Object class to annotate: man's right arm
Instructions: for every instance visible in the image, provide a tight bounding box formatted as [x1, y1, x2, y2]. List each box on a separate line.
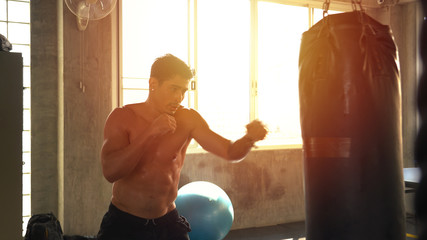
[100, 108, 151, 183]
[101, 108, 177, 183]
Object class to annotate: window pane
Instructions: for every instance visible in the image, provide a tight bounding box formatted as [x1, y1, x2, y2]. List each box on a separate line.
[122, 0, 188, 79]
[186, 90, 196, 109]
[23, 66, 30, 87]
[22, 173, 30, 195]
[22, 130, 31, 152]
[257, 2, 308, 146]
[22, 216, 30, 236]
[23, 152, 31, 173]
[123, 77, 149, 89]
[197, 0, 250, 140]
[23, 87, 30, 108]
[0, 0, 6, 21]
[8, 1, 30, 23]
[181, 91, 190, 109]
[123, 89, 149, 106]
[22, 195, 31, 217]
[0, 22, 6, 36]
[7, 22, 30, 44]
[23, 109, 30, 130]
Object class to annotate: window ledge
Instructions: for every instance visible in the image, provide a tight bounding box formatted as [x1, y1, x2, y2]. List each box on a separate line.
[186, 144, 303, 155]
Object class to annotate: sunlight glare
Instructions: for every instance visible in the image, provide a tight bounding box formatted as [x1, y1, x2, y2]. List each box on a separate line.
[122, 0, 188, 79]
[196, 0, 250, 140]
[257, 2, 307, 146]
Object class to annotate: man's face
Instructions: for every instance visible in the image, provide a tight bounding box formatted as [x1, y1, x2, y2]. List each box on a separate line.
[151, 75, 190, 115]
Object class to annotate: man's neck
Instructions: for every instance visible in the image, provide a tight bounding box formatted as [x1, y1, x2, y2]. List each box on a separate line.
[142, 98, 162, 121]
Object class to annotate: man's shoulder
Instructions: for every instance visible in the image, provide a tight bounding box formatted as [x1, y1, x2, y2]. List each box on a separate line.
[110, 105, 134, 117]
[175, 107, 207, 126]
[107, 104, 140, 123]
[175, 106, 200, 118]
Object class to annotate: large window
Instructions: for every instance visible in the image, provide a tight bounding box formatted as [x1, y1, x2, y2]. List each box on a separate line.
[0, 0, 31, 235]
[196, 0, 250, 140]
[121, 0, 189, 105]
[256, 2, 308, 146]
[121, 0, 344, 148]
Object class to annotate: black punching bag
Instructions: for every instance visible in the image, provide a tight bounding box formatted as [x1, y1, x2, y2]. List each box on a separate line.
[298, 11, 406, 240]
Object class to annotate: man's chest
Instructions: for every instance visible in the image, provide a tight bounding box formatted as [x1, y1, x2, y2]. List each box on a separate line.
[128, 118, 191, 153]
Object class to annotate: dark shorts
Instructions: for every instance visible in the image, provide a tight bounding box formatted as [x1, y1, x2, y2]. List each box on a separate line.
[97, 203, 191, 240]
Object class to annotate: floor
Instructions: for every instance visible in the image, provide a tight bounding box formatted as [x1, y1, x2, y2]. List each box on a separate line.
[223, 213, 419, 240]
[224, 221, 305, 240]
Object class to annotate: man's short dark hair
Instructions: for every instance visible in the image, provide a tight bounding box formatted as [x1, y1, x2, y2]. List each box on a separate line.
[150, 54, 194, 84]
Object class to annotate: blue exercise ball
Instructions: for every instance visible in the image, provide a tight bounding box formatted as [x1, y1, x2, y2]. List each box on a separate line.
[175, 181, 234, 240]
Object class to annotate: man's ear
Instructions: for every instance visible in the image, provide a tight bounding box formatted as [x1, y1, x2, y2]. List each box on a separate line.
[149, 77, 159, 91]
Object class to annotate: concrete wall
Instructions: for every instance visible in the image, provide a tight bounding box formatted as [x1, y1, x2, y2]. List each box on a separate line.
[29, 0, 419, 236]
[31, 0, 118, 235]
[180, 148, 305, 230]
[390, 2, 421, 169]
[31, 0, 62, 220]
[389, 1, 422, 215]
[61, 1, 119, 234]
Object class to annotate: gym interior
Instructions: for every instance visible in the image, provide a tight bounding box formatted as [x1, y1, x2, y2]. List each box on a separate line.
[1, 0, 425, 239]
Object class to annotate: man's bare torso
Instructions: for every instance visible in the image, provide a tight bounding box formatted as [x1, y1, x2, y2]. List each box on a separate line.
[111, 103, 192, 219]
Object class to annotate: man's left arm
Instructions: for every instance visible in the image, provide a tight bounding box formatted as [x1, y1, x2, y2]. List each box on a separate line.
[190, 110, 268, 162]
[226, 120, 268, 161]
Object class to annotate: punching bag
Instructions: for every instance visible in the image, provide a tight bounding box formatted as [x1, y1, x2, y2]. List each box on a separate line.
[299, 11, 406, 240]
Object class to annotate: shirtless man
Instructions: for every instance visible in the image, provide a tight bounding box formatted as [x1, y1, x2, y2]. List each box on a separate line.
[97, 54, 268, 240]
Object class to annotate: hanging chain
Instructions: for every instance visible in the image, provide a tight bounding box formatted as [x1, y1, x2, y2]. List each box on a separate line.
[351, 0, 365, 12]
[322, 0, 330, 18]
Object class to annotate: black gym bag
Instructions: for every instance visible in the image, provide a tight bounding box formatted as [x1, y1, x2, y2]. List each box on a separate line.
[24, 213, 64, 240]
